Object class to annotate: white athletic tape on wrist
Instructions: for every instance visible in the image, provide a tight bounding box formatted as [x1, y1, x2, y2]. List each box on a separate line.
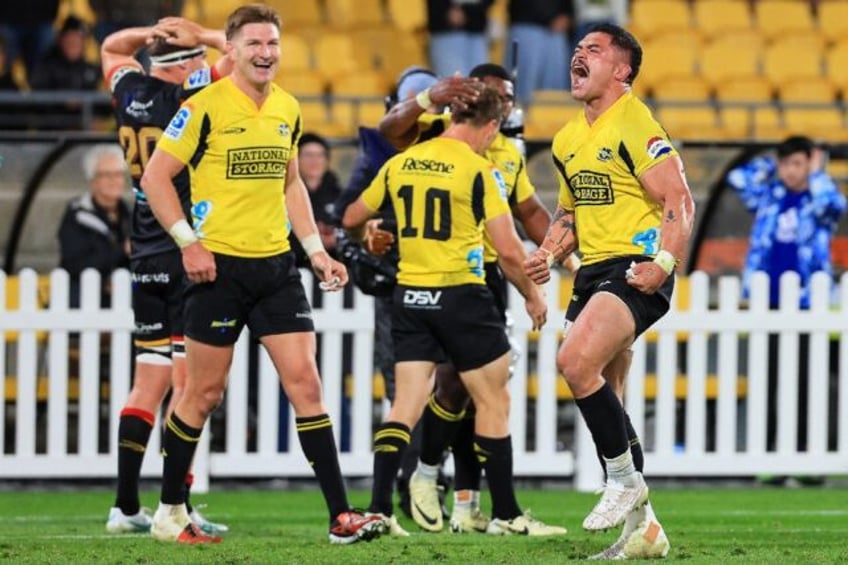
[300, 233, 325, 257]
[168, 219, 198, 249]
[415, 88, 432, 110]
[653, 250, 678, 275]
[541, 247, 556, 268]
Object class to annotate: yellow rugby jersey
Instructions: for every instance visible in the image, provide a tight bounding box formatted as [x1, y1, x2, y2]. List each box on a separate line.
[156, 77, 302, 257]
[551, 92, 677, 265]
[362, 136, 511, 287]
[416, 113, 535, 263]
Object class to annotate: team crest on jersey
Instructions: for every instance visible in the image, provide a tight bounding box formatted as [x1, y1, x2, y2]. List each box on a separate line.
[185, 68, 211, 89]
[502, 160, 516, 174]
[164, 106, 192, 140]
[491, 168, 508, 200]
[279, 123, 290, 137]
[646, 136, 672, 159]
[597, 147, 613, 162]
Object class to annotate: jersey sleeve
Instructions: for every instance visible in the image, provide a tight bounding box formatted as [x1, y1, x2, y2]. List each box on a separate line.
[361, 159, 391, 212]
[156, 99, 205, 165]
[511, 157, 535, 206]
[619, 107, 679, 178]
[483, 165, 511, 220]
[107, 64, 143, 95]
[551, 130, 574, 210]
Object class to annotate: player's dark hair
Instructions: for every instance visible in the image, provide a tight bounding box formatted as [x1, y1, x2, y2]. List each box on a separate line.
[226, 4, 282, 40]
[451, 86, 504, 127]
[469, 63, 510, 82]
[777, 135, 814, 159]
[148, 36, 194, 58]
[588, 23, 642, 85]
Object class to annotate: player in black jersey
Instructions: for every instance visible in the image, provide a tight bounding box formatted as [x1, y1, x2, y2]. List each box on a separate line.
[101, 17, 232, 537]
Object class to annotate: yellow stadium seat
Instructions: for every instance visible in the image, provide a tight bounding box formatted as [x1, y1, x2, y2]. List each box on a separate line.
[651, 76, 711, 102]
[818, 2, 848, 44]
[195, 0, 232, 28]
[763, 41, 823, 88]
[388, 0, 427, 32]
[266, 0, 323, 29]
[639, 36, 699, 89]
[333, 99, 387, 129]
[692, 0, 752, 40]
[332, 69, 389, 96]
[629, 0, 691, 39]
[325, 0, 386, 29]
[531, 90, 575, 105]
[655, 107, 721, 140]
[524, 104, 582, 139]
[279, 34, 312, 72]
[783, 108, 844, 137]
[753, 107, 785, 141]
[717, 107, 754, 139]
[754, 0, 814, 41]
[714, 76, 773, 103]
[700, 38, 760, 87]
[826, 41, 848, 93]
[314, 33, 360, 80]
[380, 33, 428, 80]
[351, 26, 405, 71]
[275, 70, 326, 97]
[778, 78, 836, 104]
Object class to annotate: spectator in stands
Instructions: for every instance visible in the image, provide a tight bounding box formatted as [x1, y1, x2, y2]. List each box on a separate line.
[727, 136, 846, 310]
[58, 144, 131, 308]
[427, 0, 494, 78]
[0, 0, 59, 79]
[726, 136, 846, 478]
[88, 0, 186, 44]
[0, 36, 20, 90]
[289, 133, 342, 263]
[506, 0, 573, 107]
[29, 15, 101, 91]
[573, 0, 626, 45]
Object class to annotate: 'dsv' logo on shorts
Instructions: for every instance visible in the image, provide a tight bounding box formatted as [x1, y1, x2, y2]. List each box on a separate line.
[403, 289, 442, 307]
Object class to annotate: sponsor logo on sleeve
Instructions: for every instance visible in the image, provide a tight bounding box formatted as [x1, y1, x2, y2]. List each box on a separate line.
[164, 106, 192, 140]
[646, 136, 672, 159]
[185, 68, 211, 89]
[491, 168, 508, 200]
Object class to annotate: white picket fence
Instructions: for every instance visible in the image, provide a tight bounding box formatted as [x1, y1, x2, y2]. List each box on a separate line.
[1, 267, 846, 493]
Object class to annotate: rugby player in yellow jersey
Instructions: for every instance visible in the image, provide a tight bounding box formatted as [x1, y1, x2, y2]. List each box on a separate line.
[524, 24, 695, 559]
[379, 63, 564, 534]
[139, 4, 381, 545]
[343, 86, 565, 537]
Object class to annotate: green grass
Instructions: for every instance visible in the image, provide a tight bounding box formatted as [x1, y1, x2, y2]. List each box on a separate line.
[1, 487, 846, 563]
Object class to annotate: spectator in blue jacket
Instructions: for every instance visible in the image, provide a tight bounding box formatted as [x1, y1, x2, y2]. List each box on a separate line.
[727, 136, 846, 475]
[726, 136, 846, 309]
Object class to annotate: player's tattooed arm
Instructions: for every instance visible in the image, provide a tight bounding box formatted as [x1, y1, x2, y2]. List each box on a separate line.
[544, 206, 578, 262]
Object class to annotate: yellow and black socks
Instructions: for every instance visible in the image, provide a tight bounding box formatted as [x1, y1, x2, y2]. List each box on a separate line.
[296, 414, 348, 519]
[369, 422, 411, 515]
[420, 395, 465, 466]
[115, 407, 154, 514]
[474, 435, 521, 520]
[160, 413, 201, 505]
[575, 382, 630, 459]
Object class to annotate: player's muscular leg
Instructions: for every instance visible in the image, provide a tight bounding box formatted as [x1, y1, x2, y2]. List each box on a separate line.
[126, 363, 171, 414]
[178, 338, 232, 427]
[263, 332, 327, 418]
[164, 357, 187, 418]
[433, 363, 471, 413]
[459, 353, 511, 437]
[557, 293, 635, 399]
[387, 362, 436, 428]
[604, 349, 633, 400]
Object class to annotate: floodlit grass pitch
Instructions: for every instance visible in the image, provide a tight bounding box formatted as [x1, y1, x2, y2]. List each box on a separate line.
[1, 487, 846, 563]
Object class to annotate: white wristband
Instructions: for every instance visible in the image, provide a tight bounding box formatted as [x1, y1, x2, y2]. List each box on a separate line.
[168, 219, 198, 249]
[653, 249, 678, 275]
[415, 88, 432, 110]
[300, 233, 325, 257]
